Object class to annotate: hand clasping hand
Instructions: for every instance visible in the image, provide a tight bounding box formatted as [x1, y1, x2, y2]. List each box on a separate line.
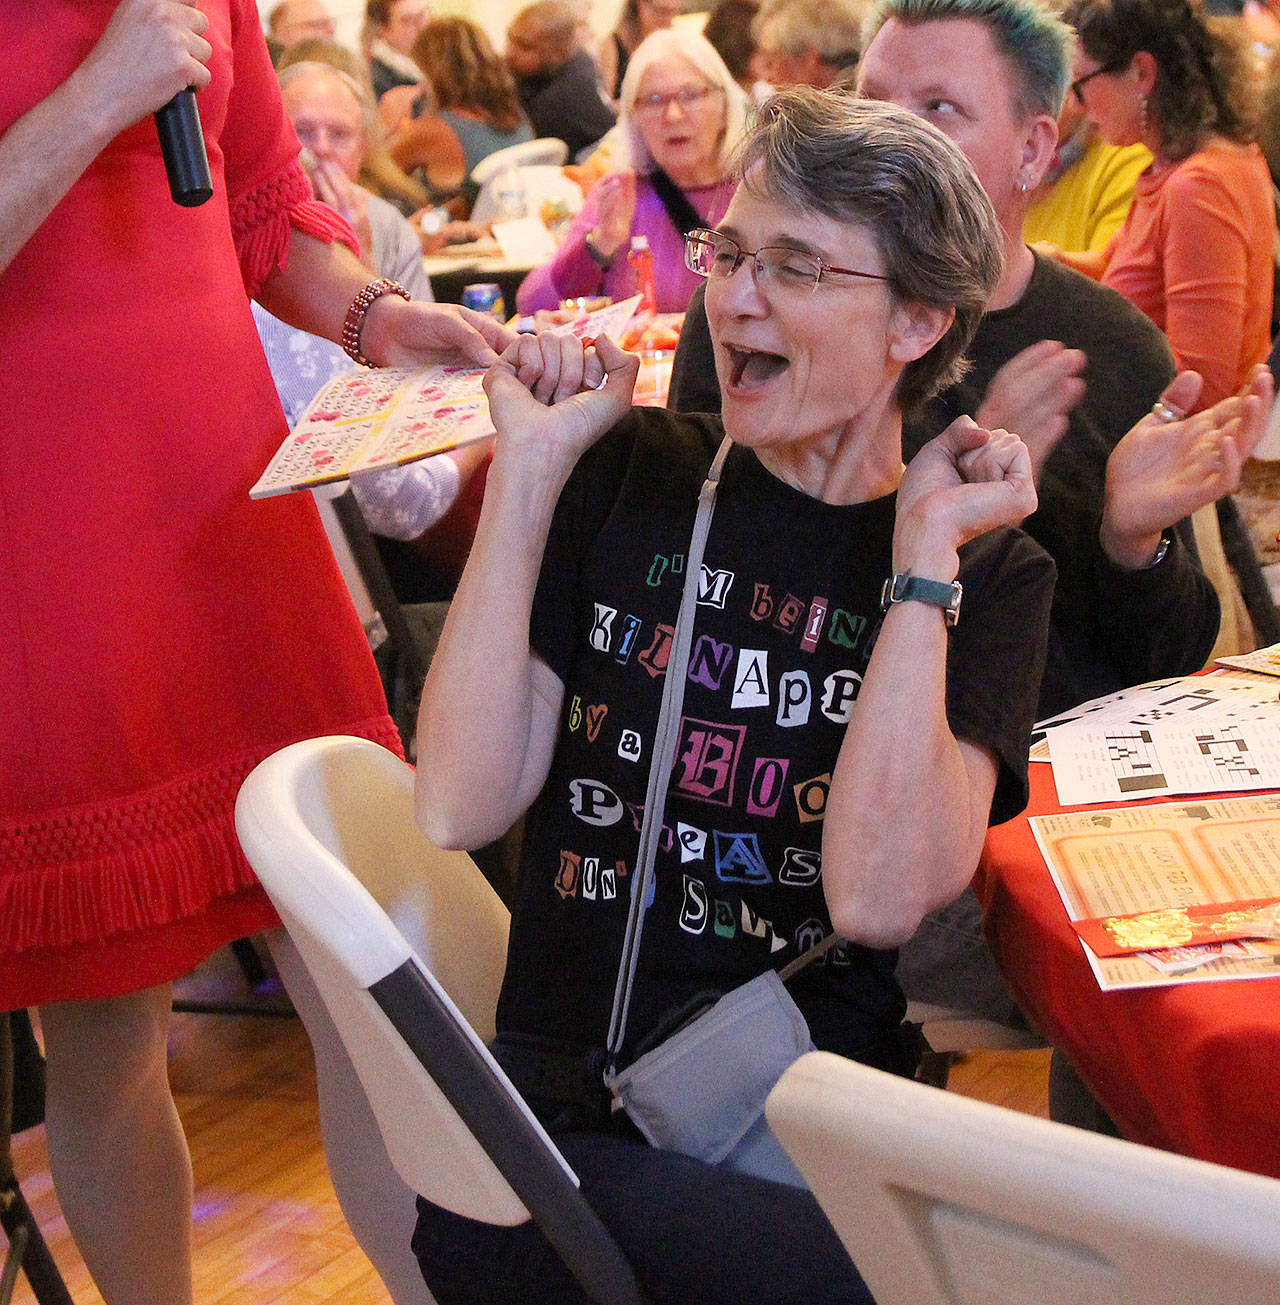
[483, 332, 639, 470]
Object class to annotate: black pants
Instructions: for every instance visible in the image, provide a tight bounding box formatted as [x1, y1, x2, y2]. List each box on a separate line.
[412, 1127, 874, 1305]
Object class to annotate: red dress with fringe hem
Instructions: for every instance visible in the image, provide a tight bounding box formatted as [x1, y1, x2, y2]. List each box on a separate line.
[0, 0, 402, 1009]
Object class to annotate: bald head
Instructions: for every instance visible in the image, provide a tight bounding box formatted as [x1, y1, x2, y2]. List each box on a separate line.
[507, 0, 581, 77]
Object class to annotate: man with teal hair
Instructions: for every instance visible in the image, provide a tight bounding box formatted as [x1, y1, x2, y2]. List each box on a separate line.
[670, 0, 1230, 1059]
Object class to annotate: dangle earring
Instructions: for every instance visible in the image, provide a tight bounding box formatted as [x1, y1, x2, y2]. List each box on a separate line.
[1139, 95, 1149, 142]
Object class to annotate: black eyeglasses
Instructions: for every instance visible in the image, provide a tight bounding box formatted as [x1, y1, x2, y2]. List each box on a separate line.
[1070, 60, 1125, 105]
[684, 228, 889, 296]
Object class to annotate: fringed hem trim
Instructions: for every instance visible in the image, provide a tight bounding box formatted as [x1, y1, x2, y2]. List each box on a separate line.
[231, 157, 360, 298]
[0, 892, 282, 1010]
[0, 715, 402, 955]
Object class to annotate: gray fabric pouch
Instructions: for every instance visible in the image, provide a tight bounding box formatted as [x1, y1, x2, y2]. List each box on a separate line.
[607, 970, 813, 1188]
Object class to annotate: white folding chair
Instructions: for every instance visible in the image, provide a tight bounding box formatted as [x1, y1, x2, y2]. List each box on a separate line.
[766, 1050, 1280, 1305]
[470, 138, 570, 188]
[234, 736, 644, 1305]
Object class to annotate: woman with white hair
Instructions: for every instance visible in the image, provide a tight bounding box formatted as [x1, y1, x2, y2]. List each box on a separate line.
[516, 28, 748, 313]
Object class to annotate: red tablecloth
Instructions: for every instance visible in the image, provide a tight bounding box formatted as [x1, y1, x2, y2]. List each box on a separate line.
[976, 763, 1280, 1179]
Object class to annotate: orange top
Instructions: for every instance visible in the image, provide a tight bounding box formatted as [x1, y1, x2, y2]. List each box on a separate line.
[1061, 143, 1275, 410]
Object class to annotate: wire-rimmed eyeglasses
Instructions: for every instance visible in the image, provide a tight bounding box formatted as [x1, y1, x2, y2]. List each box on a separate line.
[684, 228, 890, 295]
[633, 85, 721, 118]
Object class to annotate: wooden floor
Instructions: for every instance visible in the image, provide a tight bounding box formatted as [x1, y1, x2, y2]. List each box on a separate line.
[6, 954, 1051, 1305]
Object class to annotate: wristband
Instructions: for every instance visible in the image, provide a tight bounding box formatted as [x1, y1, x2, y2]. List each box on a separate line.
[880, 572, 963, 627]
[341, 278, 410, 367]
[584, 231, 614, 271]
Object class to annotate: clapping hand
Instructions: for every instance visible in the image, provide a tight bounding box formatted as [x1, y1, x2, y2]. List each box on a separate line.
[975, 340, 1087, 479]
[1101, 365, 1274, 568]
[894, 417, 1038, 577]
[591, 170, 639, 261]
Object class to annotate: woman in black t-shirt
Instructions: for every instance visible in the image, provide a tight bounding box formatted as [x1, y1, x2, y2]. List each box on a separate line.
[413, 90, 1053, 1305]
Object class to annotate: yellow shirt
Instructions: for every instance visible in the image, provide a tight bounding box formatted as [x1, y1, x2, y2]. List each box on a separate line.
[1024, 136, 1152, 253]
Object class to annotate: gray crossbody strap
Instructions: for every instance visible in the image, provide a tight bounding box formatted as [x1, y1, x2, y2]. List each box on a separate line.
[605, 436, 732, 1071]
[603, 437, 842, 1073]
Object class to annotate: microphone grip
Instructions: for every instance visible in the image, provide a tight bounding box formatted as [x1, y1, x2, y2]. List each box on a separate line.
[155, 88, 213, 207]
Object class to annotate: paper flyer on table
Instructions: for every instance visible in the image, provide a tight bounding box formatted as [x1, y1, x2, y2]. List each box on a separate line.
[1042, 670, 1280, 804]
[250, 296, 642, 499]
[1216, 641, 1280, 678]
[1029, 794, 1280, 990]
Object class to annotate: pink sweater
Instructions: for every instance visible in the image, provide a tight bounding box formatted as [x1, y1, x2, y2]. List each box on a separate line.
[517, 174, 734, 315]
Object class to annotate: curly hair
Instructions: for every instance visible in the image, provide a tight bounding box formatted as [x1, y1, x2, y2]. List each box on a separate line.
[1063, 0, 1255, 161]
[410, 17, 527, 134]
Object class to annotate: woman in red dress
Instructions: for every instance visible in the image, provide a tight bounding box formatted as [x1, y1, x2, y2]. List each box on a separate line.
[0, 2, 507, 1301]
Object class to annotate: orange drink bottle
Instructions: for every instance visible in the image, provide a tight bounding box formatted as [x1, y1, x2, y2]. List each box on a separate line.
[629, 235, 657, 318]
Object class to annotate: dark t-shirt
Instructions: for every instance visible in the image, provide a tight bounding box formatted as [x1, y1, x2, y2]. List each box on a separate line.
[370, 54, 417, 103]
[516, 50, 617, 161]
[904, 256, 1217, 716]
[496, 409, 1054, 1072]
[668, 257, 1219, 718]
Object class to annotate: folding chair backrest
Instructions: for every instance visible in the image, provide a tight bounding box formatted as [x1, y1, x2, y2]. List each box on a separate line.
[235, 737, 544, 1218]
[766, 1051, 1280, 1305]
[470, 138, 570, 187]
[238, 737, 645, 1305]
[269, 733, 508, 1036]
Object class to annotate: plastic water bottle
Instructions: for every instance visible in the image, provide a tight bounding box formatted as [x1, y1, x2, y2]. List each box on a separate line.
[629, 234, 657, 317]
[495, 168, 527, 222]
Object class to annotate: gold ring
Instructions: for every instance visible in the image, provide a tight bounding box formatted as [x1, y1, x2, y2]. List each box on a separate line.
[1151, 399, 1180, 422]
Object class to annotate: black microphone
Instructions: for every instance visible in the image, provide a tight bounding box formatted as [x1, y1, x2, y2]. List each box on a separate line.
[155, 88, 213, 207]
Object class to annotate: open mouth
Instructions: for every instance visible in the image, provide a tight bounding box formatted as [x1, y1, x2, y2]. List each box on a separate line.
[726, 345, 790, 390]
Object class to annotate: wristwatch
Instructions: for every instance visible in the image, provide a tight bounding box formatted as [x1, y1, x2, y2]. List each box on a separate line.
[1138, 531, 1172, 569]
[584, 230, 614, 270]
[880, 573, 963, 627]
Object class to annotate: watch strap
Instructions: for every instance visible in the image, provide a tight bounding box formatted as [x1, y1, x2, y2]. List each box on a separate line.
[880, 572, 963, 627]
[584, 231, 614, 271]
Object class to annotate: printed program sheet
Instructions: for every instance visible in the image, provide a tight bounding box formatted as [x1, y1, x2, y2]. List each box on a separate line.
[1029, 795, 1280, 990]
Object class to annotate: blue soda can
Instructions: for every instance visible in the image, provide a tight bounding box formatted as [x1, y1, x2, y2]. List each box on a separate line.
[461, 282, 505, 320]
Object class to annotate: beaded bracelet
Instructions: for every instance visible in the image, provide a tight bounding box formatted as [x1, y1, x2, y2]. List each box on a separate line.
[341, 278, 410, 367]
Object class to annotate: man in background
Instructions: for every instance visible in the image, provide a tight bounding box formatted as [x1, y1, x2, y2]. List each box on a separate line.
[267, 0, 336, 57]
[366, 0, 430, 103]
[751, 0, 868, 90]
[506, 0, 618, 160]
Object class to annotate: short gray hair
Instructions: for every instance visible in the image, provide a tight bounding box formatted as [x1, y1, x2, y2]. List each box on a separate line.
[752, 0, 870, 71]
[864, 0, 1071, 119]
[732, 88, 1003, 413]
[618, 28, 750, 174]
